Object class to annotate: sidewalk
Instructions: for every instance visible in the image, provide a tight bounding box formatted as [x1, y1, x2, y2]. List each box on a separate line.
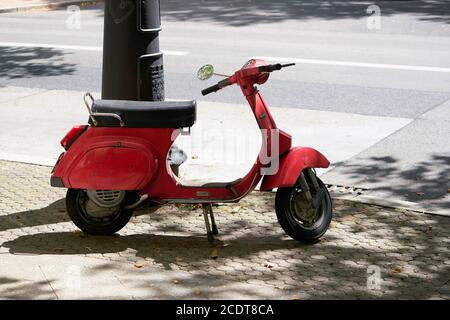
[0, 86, 417, 212]
[0, 159, 449, 299]
[0, 0, 100, 13]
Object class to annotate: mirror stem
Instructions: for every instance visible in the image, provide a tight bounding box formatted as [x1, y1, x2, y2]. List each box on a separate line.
[213, 72, 231, 78]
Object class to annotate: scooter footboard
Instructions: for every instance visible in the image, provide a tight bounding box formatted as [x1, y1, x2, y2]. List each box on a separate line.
[260, 147, 330, 191]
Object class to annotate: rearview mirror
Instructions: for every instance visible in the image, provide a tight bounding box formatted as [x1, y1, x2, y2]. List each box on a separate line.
[197, 64, 214, 80]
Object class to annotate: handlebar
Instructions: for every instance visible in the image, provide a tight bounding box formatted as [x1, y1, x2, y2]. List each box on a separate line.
[201, 83, 221, 96]
[201, 62, 295, 96]
[201, 78, 231, 96]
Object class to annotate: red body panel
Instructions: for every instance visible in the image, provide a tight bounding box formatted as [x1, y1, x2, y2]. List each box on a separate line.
[69, 147, 151, 190]
[52, 127, 162, 190]
[260, 147, 330, 191]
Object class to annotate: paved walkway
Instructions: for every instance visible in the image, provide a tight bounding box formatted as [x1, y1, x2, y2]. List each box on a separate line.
[0, 159, 449, 299]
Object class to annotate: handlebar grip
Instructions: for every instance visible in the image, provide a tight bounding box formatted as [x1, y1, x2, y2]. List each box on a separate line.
[270, 63, 283, 72]
[201, 83, 221, 96]
[263, 63, 296, 73]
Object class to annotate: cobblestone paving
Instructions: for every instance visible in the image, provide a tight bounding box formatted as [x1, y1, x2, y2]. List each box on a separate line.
[0, 160, 449, 299]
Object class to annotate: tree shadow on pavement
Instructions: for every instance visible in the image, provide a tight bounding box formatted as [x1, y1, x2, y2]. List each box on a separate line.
[0, 276, 55, 299]
[0, 199, 69, 232]
[3, 198, 450, 299]
[160, 0, 450, 26]
[325, 153, 450, 211]
[0, 46, 76, 80]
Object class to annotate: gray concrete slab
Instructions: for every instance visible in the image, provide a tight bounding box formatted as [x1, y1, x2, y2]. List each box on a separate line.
[323, 98, 450, 214]
[0, 86, 411, 184]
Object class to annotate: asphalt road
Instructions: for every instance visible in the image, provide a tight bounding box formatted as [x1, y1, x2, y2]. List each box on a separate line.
[0, 2, 449, 118]
[0, 1, 449, 211]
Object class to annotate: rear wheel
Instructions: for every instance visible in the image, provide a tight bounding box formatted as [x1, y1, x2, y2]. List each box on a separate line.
[66, 189, 134, 235]
[275, 176, 332, 243]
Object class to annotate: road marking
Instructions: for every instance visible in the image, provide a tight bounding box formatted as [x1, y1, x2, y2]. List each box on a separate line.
[257, 56, 450, 73]
[0, 41, 189, 56]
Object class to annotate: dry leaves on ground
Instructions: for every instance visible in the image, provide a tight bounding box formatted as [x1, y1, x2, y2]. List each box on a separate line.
[210, 247, 219, 260]
[388, 266, 403, 276]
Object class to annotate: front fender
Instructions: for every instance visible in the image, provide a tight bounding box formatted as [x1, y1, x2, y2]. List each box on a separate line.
[260, 147, 330, 191]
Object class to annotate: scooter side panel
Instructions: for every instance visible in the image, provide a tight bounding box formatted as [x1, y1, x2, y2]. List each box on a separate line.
[259, 147, 330, 191]
[68, 146, 152, 190]
[51, 127, 165, 190]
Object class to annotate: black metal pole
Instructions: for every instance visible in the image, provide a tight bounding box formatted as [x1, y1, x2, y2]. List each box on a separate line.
[102, 0, 164, 101]
[101, 0, 185, 175]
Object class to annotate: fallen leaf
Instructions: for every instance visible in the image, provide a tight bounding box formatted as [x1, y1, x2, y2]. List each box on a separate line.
[388, 266, 403, 276]
[134, 263, 144, 268]
[73, 230, 85, 238]
[194, 288, 202, 295]
[210, 247, 219, 260]
[393, 266, 403, 272]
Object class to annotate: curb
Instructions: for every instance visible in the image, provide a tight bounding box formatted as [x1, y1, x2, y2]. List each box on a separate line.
[330, 192, 449, 217]
[0, 152, 57, 167]
[0, 0, 102, 14]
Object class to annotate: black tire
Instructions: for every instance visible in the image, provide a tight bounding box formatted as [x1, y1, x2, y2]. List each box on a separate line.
[275, 177, 332, 243]
[66, 189, 133, 235]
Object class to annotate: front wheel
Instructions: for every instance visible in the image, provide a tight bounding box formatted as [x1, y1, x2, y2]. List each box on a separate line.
[66, 189, 134, 235]
[275, 176, 332, 243]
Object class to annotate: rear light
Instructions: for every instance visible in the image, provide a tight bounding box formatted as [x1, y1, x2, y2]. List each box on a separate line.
[60, 125, 88, 150]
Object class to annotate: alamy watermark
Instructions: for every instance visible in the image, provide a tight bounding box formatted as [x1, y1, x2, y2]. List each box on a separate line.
[66, 5, 81, 30]
[171, 125, 280, 175]
[366, 5, 381, 30]
[66, 265, 81, 290]
[367, 265, 382, 291]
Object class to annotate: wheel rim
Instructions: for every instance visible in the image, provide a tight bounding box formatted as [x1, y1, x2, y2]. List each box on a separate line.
[289, 186, 326, 230]
[76, 190, 122, 223]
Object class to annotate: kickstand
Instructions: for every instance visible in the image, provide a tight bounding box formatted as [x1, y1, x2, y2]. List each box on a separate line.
[202, 203, 219, 243]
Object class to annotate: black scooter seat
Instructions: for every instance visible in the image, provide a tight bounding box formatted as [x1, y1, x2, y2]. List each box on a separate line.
[90, 99, 196, 128]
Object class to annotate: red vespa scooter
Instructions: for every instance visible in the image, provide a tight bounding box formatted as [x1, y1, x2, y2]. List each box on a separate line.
[51, 59, 332, 243]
